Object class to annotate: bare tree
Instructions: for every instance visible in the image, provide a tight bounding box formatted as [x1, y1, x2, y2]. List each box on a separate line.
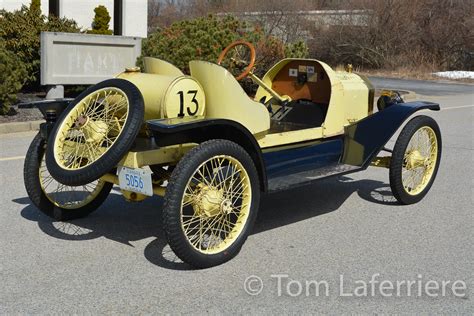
[308, 0, 473, 70]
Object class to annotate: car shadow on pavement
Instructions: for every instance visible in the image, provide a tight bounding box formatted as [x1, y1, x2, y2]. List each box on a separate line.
[254, 176, 398, 235]
[14, 175, 399, 271]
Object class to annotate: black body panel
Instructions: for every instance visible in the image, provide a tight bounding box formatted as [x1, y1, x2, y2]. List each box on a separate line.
[147, 117, 268, 191]
[263, 138, 351, 191]
[342, 101, 440, 168]
[147, 101, 439, 192]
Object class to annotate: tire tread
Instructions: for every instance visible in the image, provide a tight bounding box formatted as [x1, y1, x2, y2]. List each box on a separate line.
[163, 139, 260, 268]
[389, 115, 442, 204]
[46, 79, 144, 186]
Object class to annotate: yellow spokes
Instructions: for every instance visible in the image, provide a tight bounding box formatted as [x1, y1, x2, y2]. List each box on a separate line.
[39, 151, 105, 209]
[53, 87, 129, 171]
[402, 126, 438, 195]
[180, 155, 252, 254]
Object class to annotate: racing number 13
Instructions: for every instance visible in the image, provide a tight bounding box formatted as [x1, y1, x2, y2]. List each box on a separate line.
[177, 90, 199, 117]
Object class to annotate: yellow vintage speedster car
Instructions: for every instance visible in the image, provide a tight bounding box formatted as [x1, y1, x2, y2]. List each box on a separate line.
[24, 41, 441, 268]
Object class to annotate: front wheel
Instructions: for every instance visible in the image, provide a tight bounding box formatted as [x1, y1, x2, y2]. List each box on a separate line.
[24, 133, 113, 221]
[389, 115, 442, 204]
[163, 140, 260, 268]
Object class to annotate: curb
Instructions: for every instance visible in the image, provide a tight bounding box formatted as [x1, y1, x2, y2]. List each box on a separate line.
[0, 120, 43, 135]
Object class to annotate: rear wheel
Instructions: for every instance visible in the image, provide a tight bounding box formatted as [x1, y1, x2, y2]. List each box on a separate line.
[24, 134, 113, 221]
[46, 79, 144, 186]
[163, 140, 260, 268]
[389, 115, 441, 204]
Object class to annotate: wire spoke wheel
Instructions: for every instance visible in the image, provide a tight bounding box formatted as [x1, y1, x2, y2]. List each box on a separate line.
[181, 155, 251, 254]
[39, 152, 105, 209]
[54, 87, 129, 171]
[389, 115, 441, 204]
[46, 79, 144, 186]
[24, 134, 113, 221]
[401, 126, 438, 195]
[163, 140, 260, 268]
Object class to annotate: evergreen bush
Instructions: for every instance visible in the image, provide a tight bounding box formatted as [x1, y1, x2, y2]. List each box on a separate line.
[140, 15, 309, 77]
[0, 41, 27, 115]
[87, 5, 113, 35]
[0, 1, 79, 89]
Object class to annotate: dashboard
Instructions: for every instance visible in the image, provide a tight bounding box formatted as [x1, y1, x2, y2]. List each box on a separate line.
[271, 60, 332, 105]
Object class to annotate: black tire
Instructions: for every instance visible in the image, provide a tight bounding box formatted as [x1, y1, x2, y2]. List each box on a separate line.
[46, 79, 144, 186]
[389, 115, 442, 204]
[24, 133, 113, 221]
[163, 140, 260, 268]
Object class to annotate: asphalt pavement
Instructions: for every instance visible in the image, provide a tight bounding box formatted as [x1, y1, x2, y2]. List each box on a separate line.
[0, 79, 472, 314]
[369, 76, 473, 96]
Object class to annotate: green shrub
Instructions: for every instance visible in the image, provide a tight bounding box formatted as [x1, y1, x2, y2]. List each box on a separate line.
[87, 5, 113, 35]
[30, 0, 41, 15]
[0, 2, 79, 89]
[140, 15, 309, 77]
[285, 40, 309, 59]
[0, 42, 27, 115]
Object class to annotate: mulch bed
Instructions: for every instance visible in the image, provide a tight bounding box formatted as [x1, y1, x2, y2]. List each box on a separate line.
[0, 93, 45, 123]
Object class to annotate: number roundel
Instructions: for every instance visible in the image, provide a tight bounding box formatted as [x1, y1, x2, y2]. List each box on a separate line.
[162, 76, 206, 118]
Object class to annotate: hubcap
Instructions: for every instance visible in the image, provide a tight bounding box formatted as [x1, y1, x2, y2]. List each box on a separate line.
[74, 115, 108, 143]
[406, 150, 429, 169]
[193, 185, 224, 218]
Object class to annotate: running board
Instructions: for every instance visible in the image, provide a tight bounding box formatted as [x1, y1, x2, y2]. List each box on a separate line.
[267, 163, 360, 192]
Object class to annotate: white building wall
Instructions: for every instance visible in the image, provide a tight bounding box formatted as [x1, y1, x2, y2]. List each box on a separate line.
[59, 0, 114, 33]
[1, 0, 48, 14]
[0, 0, 147, 38]
[122, 0, 147, 38]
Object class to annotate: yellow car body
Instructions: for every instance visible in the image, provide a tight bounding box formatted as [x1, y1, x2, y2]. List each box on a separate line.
[27, 49, 442, 268]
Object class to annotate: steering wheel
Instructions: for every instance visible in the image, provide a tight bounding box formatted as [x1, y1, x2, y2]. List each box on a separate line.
[217, 40, 256, 81]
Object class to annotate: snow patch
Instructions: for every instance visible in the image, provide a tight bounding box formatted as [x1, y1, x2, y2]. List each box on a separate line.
[433, 71, 474, 79]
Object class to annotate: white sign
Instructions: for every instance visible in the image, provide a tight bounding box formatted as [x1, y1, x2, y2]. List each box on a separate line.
[41, 32, 142, 85]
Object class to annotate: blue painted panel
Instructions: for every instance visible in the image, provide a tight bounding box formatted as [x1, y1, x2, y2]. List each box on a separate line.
[342, 101, 440, 168]
[263, 139, 343, 179]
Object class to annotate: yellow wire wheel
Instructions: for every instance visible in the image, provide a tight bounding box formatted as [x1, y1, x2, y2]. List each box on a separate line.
[389, 115, 441, 204]
[24, 134, 113, 221]
[163, 140, 260, 268]
[46, 79, 144, 186]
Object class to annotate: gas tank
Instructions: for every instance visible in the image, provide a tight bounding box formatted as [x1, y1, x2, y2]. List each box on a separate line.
[116, 71, 205, 121]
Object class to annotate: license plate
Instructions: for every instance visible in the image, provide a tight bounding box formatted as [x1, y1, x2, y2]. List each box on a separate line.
[118, 166, 153, 196]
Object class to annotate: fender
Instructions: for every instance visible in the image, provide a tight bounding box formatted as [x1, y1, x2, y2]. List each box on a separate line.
[342, 101, 440, 168]
[147, 117, 268, 191]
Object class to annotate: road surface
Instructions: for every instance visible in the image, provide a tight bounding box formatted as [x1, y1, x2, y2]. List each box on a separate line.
[0, 79, 472, 314]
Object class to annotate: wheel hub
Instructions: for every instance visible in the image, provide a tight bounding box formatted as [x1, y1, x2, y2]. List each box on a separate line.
[74, 115, 108, 143]
[221, 199, 233, 214]
[74, 115, 89, 128]
[406, 150, 428, 169]
[193, 185, 225, 218]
